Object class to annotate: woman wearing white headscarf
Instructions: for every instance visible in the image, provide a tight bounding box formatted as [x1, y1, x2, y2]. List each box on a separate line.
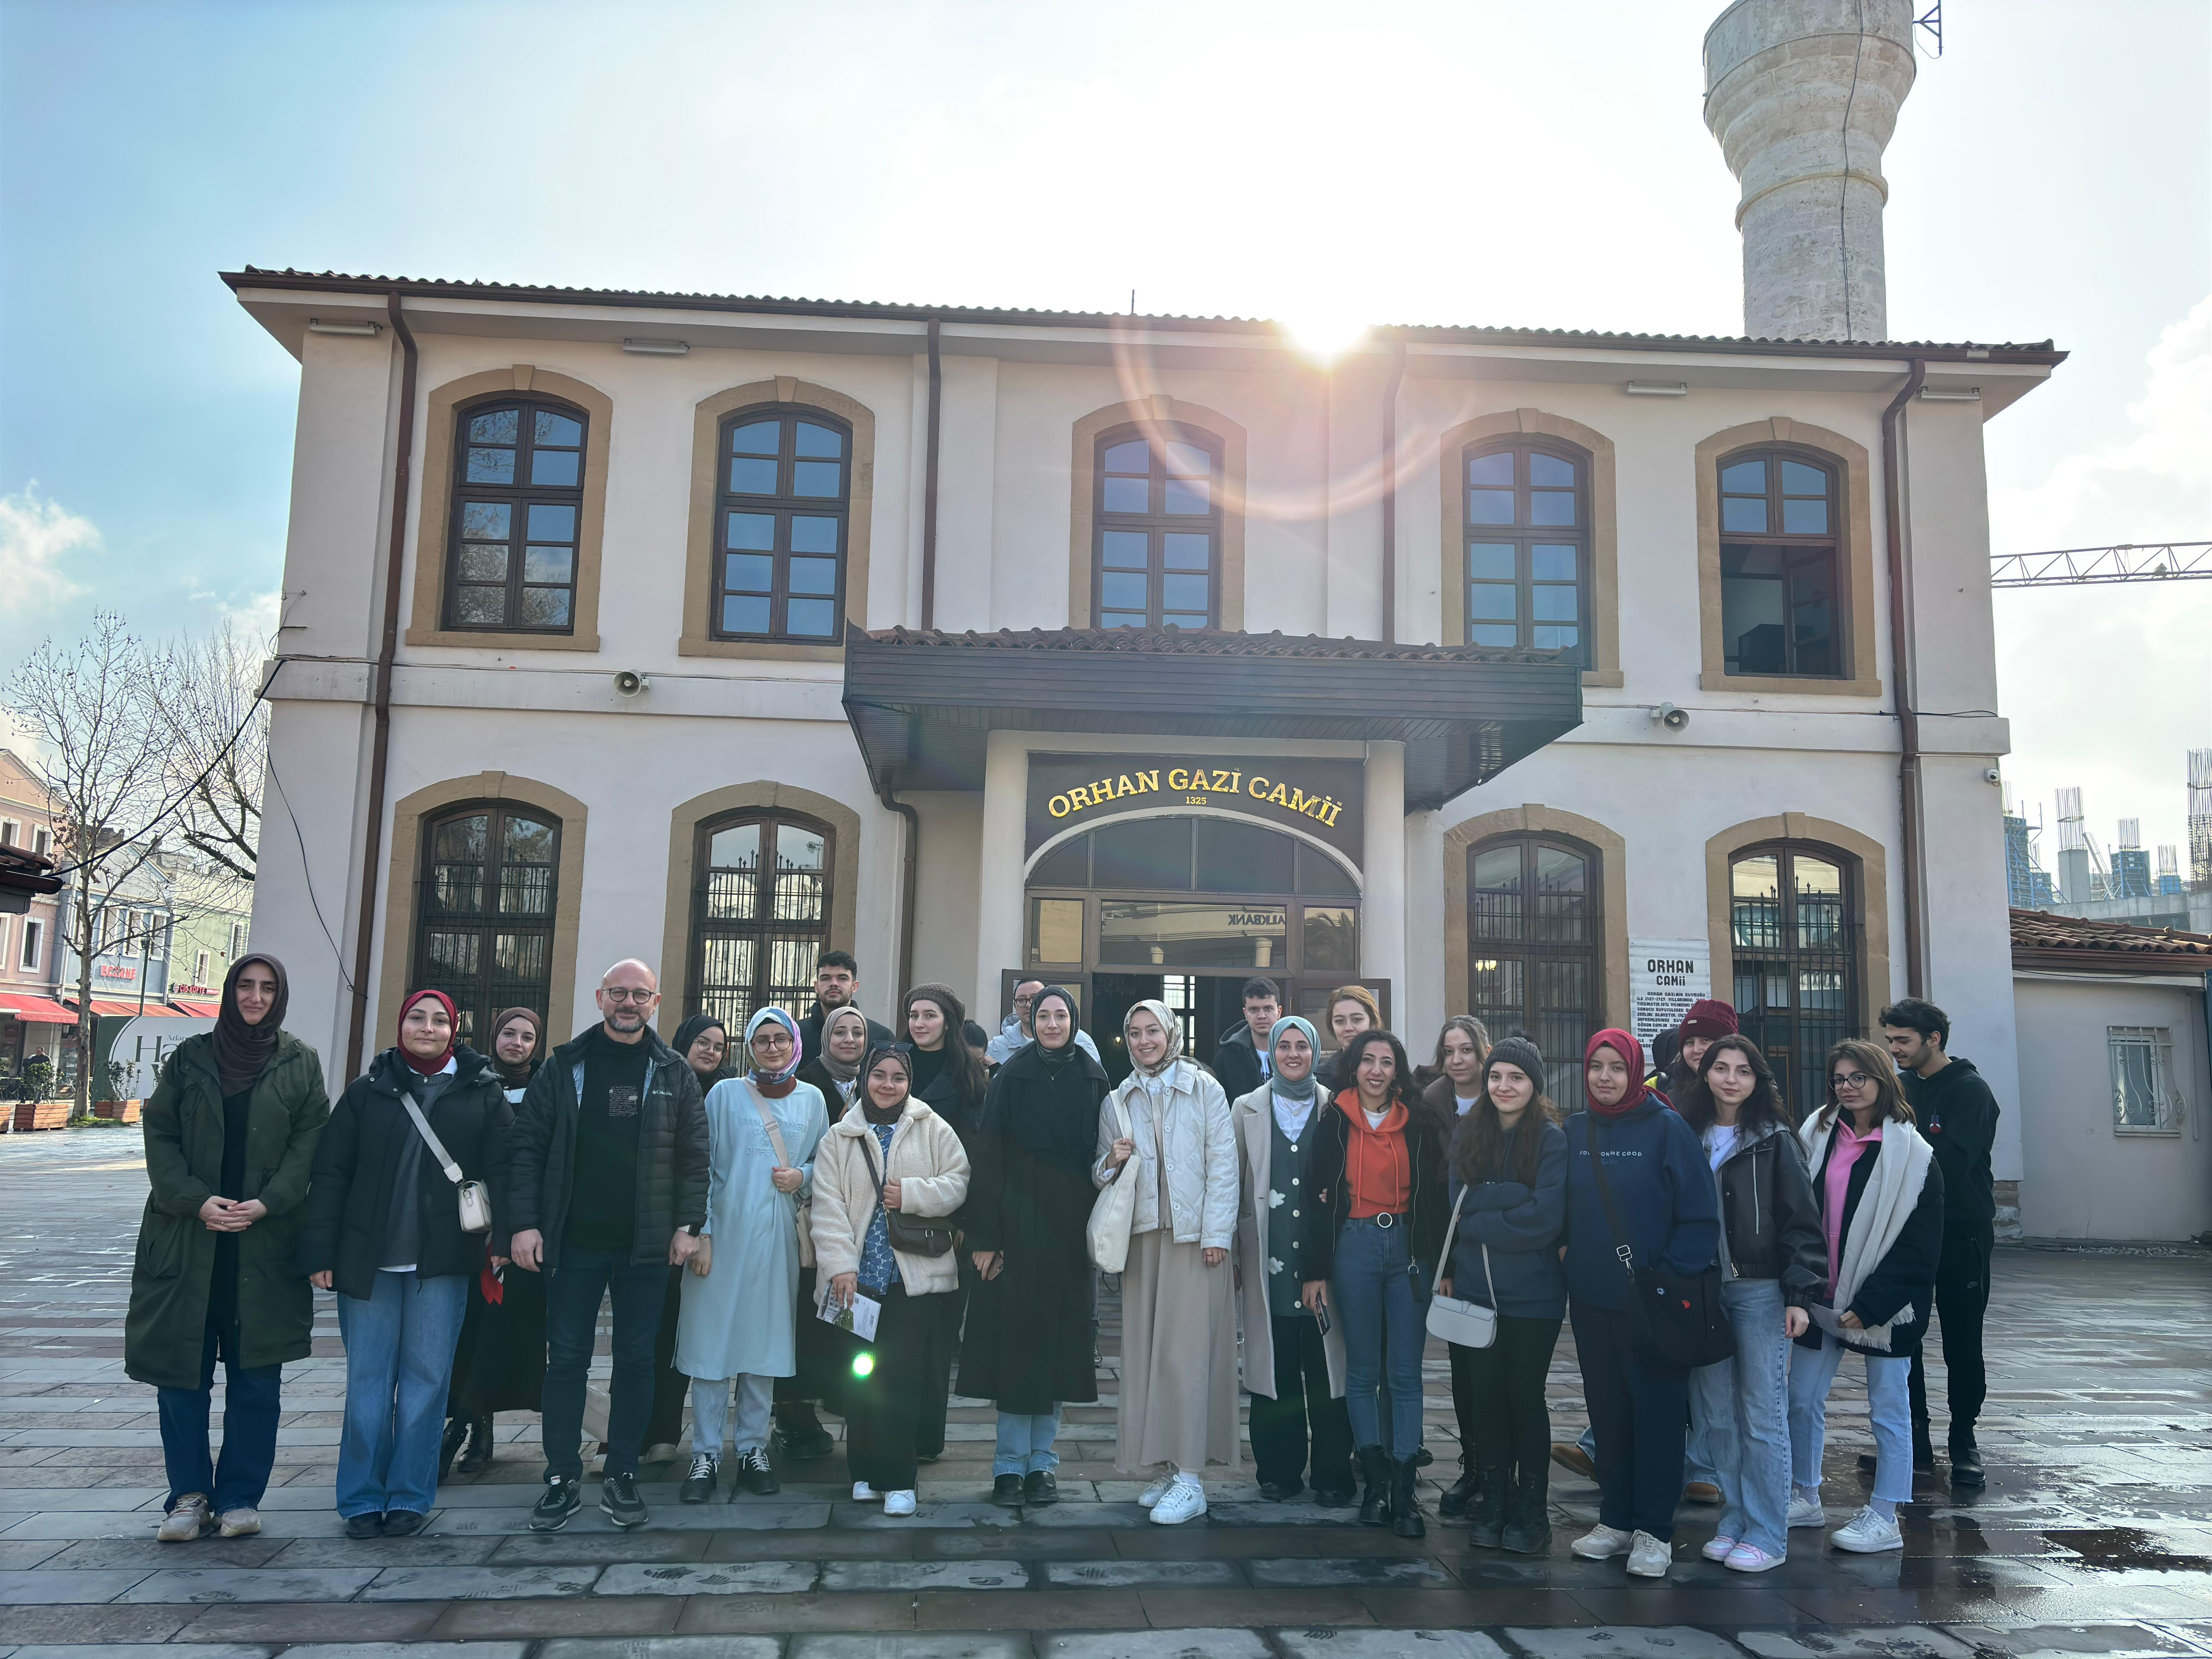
[1094, 1000, 1239, 1525]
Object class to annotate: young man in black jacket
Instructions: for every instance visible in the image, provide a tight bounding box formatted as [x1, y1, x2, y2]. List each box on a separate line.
[1211, 977, 1281, 1103]
[795, 951, 893, 1068]
[1881, 997, 1999, 1488]
[507, 960, 708, 1531]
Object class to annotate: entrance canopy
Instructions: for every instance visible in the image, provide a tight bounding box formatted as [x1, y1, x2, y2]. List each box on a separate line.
[842, 626, 1583, 811]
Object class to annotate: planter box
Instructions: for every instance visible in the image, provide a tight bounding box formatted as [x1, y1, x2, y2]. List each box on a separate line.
[93, 1099, 142, 1124]
[13, 1101, 70, 1132]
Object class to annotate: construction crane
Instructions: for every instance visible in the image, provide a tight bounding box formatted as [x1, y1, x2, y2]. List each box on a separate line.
[1990, 541, 2211, 588]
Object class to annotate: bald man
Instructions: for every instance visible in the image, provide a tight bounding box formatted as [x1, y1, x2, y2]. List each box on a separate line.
[507, 960, 709, 1532]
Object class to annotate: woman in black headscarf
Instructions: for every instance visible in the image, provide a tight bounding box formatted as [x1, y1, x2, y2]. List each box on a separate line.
[957, 985, 1111, 1507]
[128, 955, 329, 1543]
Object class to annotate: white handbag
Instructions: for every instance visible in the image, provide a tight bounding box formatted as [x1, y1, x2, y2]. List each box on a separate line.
[1087, 1089, 1139, 1273]
[1424, 1182, 1497, 1349]
[400, 1091, 493, 1235]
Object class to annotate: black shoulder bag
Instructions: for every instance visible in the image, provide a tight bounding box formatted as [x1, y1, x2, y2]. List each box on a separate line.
[1583, 1112, 1734, 1368]
[861, 1129, 955, 1257]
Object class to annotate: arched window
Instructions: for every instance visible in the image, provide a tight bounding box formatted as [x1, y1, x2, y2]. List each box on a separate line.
[445, 399, 587, 632]
[1718, 449, 1842, 677]
[689, 811, 833, 1027]
[1465, 834, 1600, 1063]
[413, 804, 560, 1044]
[714, 410, 852, 642]
[1462, 439, 1589, 666]
[1730, 842, 1858, 1113]
[1094, 424, 1221, 630]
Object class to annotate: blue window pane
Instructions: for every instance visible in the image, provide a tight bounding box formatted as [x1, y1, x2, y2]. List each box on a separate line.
[1470, 623, 1517, 646]
[524, 546, 573, 584]
[1466, 451, 1513, 486]
[1533, 585, 1578, 621]
[731, 420, 780, 455]
[1721, 459, 1766, 494]
[1467, 542, 1514, 580]
[726, 512, 775, 550]
[1163, 442, 1211, 476]
[795, 422, 843, 458]
[1161, 573, 1209, 613]
[1780, 460, 1827, 496]
[1533, 624, 1580, 651]
[1468, 488, 1515, 525]
[530, 449, 580, 487]
[1531, 543, 1579, 582]
[721, 595, 771, 634]
[469, 409, 519, 445]
[1103, 440, 1150, 472]
[1469, 584, 1518, 621]
[534, 411, 582, 447]
[790, 515, 839, 553]
[1162, 532, 1210, 570]
[458, 543, 507, 582]
[725, 553, 773, 593]
[1529, 490, 1576, 527]
[792, 461, 842, 497]
[460, 501, 512, 540]
[1100, 611, 1145, 629]
[1101, 572, 1148, 611]
[1102, 477, 1148, 513]
[788, 557, 838, 596]
[786, 598, 837, 637]
[1101, 530, 1148, 569]
[526, 503, 575, 541]
[466, 447, 516, 484]
[1782, 498, 1829, 534]
[1528, 452, 1576, 488]
[1722, 496, 1768, 534]
[729, 457, 778, 494]
[1162, 478, 1208, 515]
[1162, 612, 1207, 630]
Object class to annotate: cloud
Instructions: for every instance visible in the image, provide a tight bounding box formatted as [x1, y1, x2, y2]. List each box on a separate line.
[0, 483, 100, 609]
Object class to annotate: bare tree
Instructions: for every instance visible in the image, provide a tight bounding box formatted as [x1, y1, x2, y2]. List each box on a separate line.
[155, 618, 270, 884]
[6, 613, 172, 1116]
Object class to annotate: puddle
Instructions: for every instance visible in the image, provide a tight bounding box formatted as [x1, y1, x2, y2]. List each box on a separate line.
[2041, 1526, 2212, 1572]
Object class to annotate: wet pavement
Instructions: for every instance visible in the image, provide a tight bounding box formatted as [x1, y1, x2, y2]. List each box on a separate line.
[3, 1124, 2211, 1657]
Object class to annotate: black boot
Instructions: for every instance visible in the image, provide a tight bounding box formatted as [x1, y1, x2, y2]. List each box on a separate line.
[1390, 1452, 1425, 1539]
[1356, 1445, 1391, 1527]
[1438, 1459, 1479, 1519]
[1948, 1433, 1986, 1489]
[1500, 1465, 1552, 1554]
[456, 1416, 495, 1475]
[437, 1417, 468, 1483]
[1465, 1457, 1508, 1548]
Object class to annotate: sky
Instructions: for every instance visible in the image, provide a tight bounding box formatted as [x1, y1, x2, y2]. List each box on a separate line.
[2, 0, 2207, 862]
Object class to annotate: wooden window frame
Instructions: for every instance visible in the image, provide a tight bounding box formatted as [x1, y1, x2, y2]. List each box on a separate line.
[1068, 398, 1247, 631]
[1091, 421, 1224, 631]
[1459, 437, 1593, 668]
[1725, 837, 1862, 1117]
[1715, 446, 1844, 680]
[687, 809, 837, 1030]
[1462, 831, 1605, 1065]
[710, 407, 855, 646]
[410, 800, 562, 1046]
[440, 395, 589, 635]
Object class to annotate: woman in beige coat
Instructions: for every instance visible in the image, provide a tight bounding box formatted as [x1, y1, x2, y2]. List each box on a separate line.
[810, 1044, 970, 1516]
[1095, 1000, 1239, 1526]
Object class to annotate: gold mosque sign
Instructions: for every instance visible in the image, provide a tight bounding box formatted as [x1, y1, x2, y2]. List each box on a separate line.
[1024, 753, 1365, 861]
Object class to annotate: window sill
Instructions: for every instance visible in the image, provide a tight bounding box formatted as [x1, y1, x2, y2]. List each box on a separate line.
[1698, 672, 1883, 698]
[404, 626, 601, 653]
[2113, 1125, 2181, 1138]
[677, 635, 843, 663]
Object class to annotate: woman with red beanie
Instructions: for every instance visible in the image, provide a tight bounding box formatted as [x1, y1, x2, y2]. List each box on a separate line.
[1560, 1027, 1720, 1579]
[299, 990, 513, 1538]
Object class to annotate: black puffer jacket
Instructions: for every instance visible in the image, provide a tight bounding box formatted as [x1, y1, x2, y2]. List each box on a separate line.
[1711, 1120, 1825, 1307]
[297, 1047, 513, 1301]
[1301, 1096, 1450, 1285]
[507, 1025, 708, 1271]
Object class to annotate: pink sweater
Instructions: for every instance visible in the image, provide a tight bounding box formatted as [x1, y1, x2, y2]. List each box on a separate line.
[1821, 1120, 1883, 1296]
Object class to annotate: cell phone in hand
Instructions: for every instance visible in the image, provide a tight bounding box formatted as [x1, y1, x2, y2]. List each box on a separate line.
[1313, 1301, 1331, 1337]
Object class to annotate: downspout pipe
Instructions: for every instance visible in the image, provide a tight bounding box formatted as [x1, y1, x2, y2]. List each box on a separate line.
[921, 317, 942, 630]
[1881, 357, 1927, 999]
[877, 776, 921, 1007]
[346, 293, 418, 1077]
[1380, 337, 1405, 643]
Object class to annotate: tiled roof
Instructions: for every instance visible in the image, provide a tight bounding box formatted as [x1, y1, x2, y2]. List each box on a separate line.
[220, 268, 2063, 362]
[2011, 908, 2212, 964]
[862, 626, 1559, 664]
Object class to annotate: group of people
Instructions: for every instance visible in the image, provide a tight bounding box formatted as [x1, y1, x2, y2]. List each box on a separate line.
[122, 949, 1998, 1576]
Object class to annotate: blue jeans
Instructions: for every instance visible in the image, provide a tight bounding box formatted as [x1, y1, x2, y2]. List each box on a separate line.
[542, 1244, 666, 1479]
[1789, 1328, 1914, 1506]
[1688, 1277, 1792, 1555]
[1332, 1217, 1427, 1456]
[994, 1408, 1062, 1477]
[158, 1316, 282, 1514]
[335, 1271, 469, 1519]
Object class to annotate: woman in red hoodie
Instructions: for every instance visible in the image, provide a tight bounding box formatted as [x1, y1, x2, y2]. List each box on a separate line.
[1300, 1028, 1448, 1538]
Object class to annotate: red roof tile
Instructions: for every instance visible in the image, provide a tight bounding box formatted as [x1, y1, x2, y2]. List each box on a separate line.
[2011, 908, 2212, 969]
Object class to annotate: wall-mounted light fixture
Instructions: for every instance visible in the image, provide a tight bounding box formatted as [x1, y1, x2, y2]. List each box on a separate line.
[1918, 386, 1981, 402]
[308, 317, 382, 337]
[623, 338, 690, 356]
[1623, 381, 1689, 397]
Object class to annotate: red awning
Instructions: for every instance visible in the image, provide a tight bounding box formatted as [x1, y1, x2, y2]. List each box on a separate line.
[168, 999, 220, 1018]
[88, 999, 194, 1017]
[0, 997, 78, 1025]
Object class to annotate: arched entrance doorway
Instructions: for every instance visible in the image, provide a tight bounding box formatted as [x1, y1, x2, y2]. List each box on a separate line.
[1022, 814, 1368, 1084]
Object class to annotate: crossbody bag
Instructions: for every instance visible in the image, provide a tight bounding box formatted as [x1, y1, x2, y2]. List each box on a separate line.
[858, 1126, 955, 1257]
[400, 1091, 493, 1235]
[1583, 1112, 1732, 1368]
[1424, 1182, 1498, 1349]
[750, 1086, 816, 1269]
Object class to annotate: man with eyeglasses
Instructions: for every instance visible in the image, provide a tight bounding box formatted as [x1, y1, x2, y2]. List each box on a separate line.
[507, 959, 708, 1532]
[987, 978, 1101, 1066]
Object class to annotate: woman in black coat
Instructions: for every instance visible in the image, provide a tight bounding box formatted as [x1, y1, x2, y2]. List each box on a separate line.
[958, 985, 1109, 1507]
[902, 984, 990, 1461]
[299, 990, 510, 1537]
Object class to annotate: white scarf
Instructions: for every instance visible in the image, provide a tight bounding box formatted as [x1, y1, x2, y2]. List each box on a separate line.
[1798, 1110, 1934, 1351]
[1271, 1090, 1313, 1143]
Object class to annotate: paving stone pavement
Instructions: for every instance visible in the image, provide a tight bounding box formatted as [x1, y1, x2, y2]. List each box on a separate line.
[4, 1125, 2211, 1658]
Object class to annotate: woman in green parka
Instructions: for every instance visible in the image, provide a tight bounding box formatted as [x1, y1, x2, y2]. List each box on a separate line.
[127, 954, 329, 1543]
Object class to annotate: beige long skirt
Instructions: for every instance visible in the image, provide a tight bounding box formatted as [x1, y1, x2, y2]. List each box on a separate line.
[1116, 1226, 1242, 1474]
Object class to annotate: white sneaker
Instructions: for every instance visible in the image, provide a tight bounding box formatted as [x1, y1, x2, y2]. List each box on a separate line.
[1788, 1491, 1827, 1529]
[1149, 1477, 1207, 1525]
[852, 1481, 880, 1502]
[157, 1494, 210, 1543]
[883, 1489, 917, 1517]
[1137, 1473, 1176, 1509]
[1700, 1534, 1737, 1562]
[1626, 1530, 1672, 1578]
[1570, 1522, 1632, 1559]
[1725, 1542, 1784, 1573]
[216, 1507, 260, 1538]
[1830, 1504, 1903, 1553]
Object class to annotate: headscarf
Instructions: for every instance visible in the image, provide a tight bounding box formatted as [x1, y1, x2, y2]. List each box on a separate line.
[211, 953, 289, 1098]
[857, 1039, 911, 1125]
[1030, 984, 1083, 1071]
[1123, 998, 1184, 1084]
[744, 1006, 803, 1089]
[1584, 1027, 1650, 1118]
[396, 988, 459, 1077]
[1268, 1015, 1320, 1102]
[670, 1014, 731, 1082]
[1007, 985, 1104, 1172]
[818, 1006, 870, 1087]
[487, 1006, 543, 1087]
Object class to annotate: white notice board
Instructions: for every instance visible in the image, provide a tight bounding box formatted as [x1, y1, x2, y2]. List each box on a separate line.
[1629, 938, 1710, 1049]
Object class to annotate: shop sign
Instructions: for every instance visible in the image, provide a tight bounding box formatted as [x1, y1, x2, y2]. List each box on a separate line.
[94, 961, 139, 983]
[1629, 938, 1710, 1048]
[1026, 753, 1365, 861]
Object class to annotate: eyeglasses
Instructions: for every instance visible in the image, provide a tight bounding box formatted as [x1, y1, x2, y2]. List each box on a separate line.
[601, 988, 657, 1004]
[1831, 1071, 1876, 1091]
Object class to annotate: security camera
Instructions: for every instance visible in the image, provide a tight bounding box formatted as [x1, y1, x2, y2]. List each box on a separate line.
[1651, 702, 1689, 731]
[1984, 767, 2002, 784]
[613, 670, 648, 697]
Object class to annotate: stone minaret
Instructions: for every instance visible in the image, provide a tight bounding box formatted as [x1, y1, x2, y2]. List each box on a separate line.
[1704, 0, 1917, 342]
